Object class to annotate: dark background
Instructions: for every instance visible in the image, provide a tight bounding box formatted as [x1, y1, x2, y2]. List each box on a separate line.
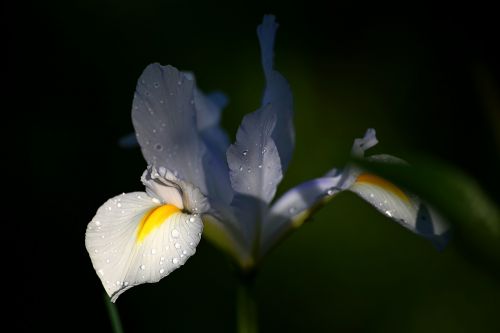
[8, 1, 500, 332]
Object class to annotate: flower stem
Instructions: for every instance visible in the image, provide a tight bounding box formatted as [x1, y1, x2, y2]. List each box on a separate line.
[237, 271, 258, 333]
[104, 293, 124, 333]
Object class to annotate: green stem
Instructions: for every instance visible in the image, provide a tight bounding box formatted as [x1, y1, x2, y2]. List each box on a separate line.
[104, 294, 124, 333]
[237, 272, 258, 333]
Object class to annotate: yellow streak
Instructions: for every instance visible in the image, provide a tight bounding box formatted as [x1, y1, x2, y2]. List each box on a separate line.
[136, 204, 180, 243]
[355, 173, 410, 203]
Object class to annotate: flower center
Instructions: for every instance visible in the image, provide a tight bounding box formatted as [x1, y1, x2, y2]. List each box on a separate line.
[136, 204, 181, 243]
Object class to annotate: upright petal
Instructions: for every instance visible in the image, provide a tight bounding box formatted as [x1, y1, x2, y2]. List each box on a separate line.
[85, 192, 203, 302]
[258, 15, 295, 172]
[227, 105, 283, 242]
[132, 64, 205, 192]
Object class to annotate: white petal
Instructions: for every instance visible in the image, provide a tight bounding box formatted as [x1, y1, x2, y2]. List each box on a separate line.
[261, 175, 343, 255]
[349, 172, 450, 248]
[85, 192, 203, 302]
[132, 64, 206, 192]
[257, 15, 294, 171]
[351, 128, 378, 157]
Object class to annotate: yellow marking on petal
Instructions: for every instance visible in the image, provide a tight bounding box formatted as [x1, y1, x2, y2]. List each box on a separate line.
[355, 173, 410, 203]
[136, 204, 180, 243]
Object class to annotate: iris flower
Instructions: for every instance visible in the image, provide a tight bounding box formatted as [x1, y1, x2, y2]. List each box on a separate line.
[86, 15, 449, 302]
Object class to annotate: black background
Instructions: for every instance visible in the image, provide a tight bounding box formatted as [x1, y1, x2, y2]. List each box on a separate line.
[7, 1, 500, 332]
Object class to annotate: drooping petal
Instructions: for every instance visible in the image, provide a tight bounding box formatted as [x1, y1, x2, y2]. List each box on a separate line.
[348, 171, 449, 249]
[258, 15, 295, 172]
[132, 64, 205, 192]
[261, 175, 343, 255]
[227, 105, 283, 243]
[85, 192, 203, 302]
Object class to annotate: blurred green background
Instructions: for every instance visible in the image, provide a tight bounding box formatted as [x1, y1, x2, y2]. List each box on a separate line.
[13, 1, 499, 332]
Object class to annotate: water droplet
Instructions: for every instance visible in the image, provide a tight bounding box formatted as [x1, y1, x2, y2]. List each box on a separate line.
[180, 254, 185, 258]
[107, 206, 112, 211]
[152, 198, 161, 204]
[140, 264, 146, 270]
[94, 249, 99, 253]
[159, 99, 164, 104]
[239, 165, 244, 172]
[262, 148, 267, 154]
[386, 210, 393, 217]
[94, 221, 101, 226]
[152, 129, 157, 133]
[116, 280, 121, 286]
[123, 281, 129, 286]
[121, 210, 125, 214]
[151, 249, 156, 255]
[171, 229, 180, 238]
[369, 193, 375, 198]
[174, 243, 181, 249]
[189, 216, 196, 222]
[137, 195, 142, 199]
[117, 202, 122, 208]
[177, 80, 182, 85]
[155, 144, 163, 151]
[101, 235, 105, 239]
[258, 164, 262, 169]
[98, 269, 104, 276]
[172, 258, 179, 264]
[189, 242, 194, 246]
[327, 189, 335, 196]
[198, 232, 202, 237]
[242, 150, 248, 156]
[106, 258, 110, 263]
[247, 168, 252, 173]
[159, 268, 165, 274]
[289, 207, 297, 214]
[153, 82, 159, 88]
[182, 250, 188, 255]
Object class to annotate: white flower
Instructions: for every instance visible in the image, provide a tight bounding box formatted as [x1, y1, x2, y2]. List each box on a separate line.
[86, 15, 449, 302]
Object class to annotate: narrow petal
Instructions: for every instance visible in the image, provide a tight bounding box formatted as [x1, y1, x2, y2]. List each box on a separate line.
[257, 15, 295, 172]
[261, 175, 343, 255]
[132, 64, 205, 192]
[85, 192, 203, 302]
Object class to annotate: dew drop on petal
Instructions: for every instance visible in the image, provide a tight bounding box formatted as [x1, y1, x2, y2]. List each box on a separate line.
[247, 168, 252, 173]
[182, 250, 188, 255]
[124, 281, 129, 286]
[189, 217, 196, 223]
[171, 229, 180, 238]
[98, 269, 104, 276]
[153, 82, 159, 88]
[172, 258, 179, 264]
[258, 164, 262, 169]
[242, 150, 248, 156]
[159, 268, 165, 274]
[94, 249, 99, 253]
[155, 144, 163, 151]
[94, 221, 101, 226]
[116, 281, 121, 286]
[239, 165, 244, 172]
[117, 202, 122, 208]
[369, 193, 375, 198]
[159, 99, 164, 104]
[140, 264, 146, 270]
[327, 189, 335, 196]
[174, 243, 181, 249]
[151, 249, 156, 255]
[177, 80, 182, 85]
[152, 198, 161, 204]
